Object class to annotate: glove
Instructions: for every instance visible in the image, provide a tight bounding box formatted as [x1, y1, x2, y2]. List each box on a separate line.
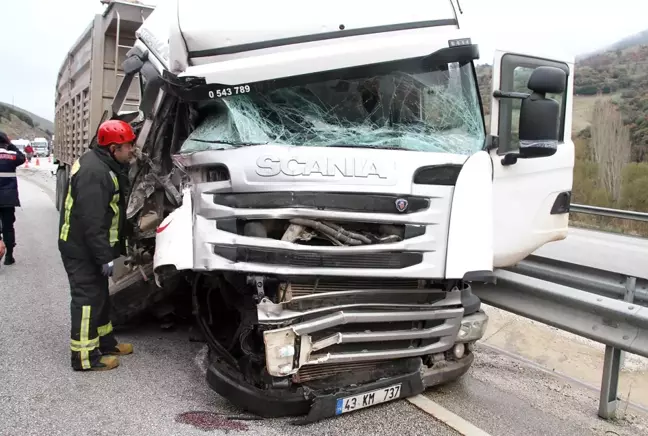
[101, 261, 114, 277]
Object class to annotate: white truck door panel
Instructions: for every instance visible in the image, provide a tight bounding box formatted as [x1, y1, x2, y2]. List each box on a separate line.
[489, 50, 575, 268]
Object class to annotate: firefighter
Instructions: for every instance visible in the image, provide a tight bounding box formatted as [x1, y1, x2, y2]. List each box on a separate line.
[58, 119, 136, 371]
[0, 131, 26, 266]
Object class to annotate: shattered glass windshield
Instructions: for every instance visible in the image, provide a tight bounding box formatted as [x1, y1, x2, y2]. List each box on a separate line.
[181, 60, 485, 155]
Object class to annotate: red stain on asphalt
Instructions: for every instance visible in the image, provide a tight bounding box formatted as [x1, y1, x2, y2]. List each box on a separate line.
[175, 411, 249, 432]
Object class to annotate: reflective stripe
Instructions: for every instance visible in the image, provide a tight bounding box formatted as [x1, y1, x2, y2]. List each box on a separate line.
[59, 159, 79, 242]
[79, 305, 92, 369]
[109, 171, 120, 246]
[59, 187, 74, 241]
[0, 172, 17, 177]
[70, 337, 100, 352]
[97, 321, 113, 337]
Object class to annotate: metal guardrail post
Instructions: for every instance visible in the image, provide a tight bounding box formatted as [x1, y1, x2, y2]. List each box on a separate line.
[566, 202, 645, 415]
[599, 346, 622, 419]
[619, 277, 637, 369]
[594, 276, 635, 420]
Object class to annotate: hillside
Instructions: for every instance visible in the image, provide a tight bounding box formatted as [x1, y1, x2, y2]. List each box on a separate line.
[578, 29, 648, 59]
[0, 102, 52, 141]
[1, 103, 55, 133]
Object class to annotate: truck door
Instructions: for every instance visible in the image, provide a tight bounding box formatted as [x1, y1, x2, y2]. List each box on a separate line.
[489, 50, 575, 268]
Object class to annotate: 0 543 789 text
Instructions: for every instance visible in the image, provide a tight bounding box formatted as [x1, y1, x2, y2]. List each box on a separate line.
[208, 85, 251, 98]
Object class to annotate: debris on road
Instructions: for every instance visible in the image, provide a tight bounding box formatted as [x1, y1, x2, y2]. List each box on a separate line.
[174, 411, 249, 432]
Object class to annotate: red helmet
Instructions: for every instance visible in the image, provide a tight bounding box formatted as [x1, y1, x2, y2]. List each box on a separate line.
[97, 120, 136, 146]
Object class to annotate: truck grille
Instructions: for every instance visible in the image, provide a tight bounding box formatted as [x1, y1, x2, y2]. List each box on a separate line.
[213, 191, 430, 214]
[288, 277, 424, 297]
[281, 278, 448, 311]
[213, 245, 423, 269]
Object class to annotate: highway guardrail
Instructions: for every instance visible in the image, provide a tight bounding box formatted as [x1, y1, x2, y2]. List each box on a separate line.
[473, 260, 648, 420]
[570, 203, 648, 223]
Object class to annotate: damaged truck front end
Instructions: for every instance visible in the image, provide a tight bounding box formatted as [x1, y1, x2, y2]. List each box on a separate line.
[154, 148, 489, 420]
[140, 41, 491, 420]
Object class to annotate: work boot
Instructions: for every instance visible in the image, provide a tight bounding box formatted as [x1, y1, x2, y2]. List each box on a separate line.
[74, 355, 120, 372]
[102, 343, 134, 356]
[4, 250, 14, 265]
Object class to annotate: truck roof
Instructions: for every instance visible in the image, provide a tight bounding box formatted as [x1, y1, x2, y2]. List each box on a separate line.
[138, 0, 469, 83]
[179, 0, 459, 59]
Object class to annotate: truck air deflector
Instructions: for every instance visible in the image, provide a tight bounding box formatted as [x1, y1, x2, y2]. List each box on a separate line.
[188, 19, 459, 58]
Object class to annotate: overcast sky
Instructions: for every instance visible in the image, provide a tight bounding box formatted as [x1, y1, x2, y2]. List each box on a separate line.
[2, 0, 647, 121]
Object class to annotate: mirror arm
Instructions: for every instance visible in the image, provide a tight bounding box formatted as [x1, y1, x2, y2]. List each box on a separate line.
[487, 135, 519, 166]
[500, 151, 519, 166]
[493, 90, 530, 100]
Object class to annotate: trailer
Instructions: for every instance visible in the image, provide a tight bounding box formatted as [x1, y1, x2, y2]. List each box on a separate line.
[53, 0, 153, 210]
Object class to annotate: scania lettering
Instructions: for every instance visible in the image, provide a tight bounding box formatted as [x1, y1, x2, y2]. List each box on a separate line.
[255, 155, 390, 178]
[54, 0, 575, 423]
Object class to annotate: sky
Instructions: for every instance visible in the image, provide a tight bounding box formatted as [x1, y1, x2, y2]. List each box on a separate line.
[2, 0, 648, 122]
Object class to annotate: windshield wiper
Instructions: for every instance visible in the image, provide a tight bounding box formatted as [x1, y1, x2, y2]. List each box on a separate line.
[325, 144, 405, 150]
[190, 139, 268, 147]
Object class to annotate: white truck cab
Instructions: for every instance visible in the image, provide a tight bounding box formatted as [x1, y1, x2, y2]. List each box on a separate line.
[31, 137, 50, 157]
[110, 0, 574, 422]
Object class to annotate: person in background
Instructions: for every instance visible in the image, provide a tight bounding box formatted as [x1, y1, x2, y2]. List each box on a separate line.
[58, 120, 136, 371]
[0, 131, 26, 265]
[24, 143, 34, 162]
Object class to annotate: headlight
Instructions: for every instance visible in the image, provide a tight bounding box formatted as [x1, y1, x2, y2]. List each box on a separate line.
[456, 311, 488, 342]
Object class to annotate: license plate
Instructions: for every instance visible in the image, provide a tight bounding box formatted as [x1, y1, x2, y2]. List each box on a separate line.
[335, 383, 402, 415]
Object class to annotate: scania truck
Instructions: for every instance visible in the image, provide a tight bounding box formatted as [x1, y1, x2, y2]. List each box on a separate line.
[54, 0, 575, 422]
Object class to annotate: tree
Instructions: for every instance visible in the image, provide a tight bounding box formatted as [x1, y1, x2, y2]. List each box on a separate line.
[589, 98, 632, 202]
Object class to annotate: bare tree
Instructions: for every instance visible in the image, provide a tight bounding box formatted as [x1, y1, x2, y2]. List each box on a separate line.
[589, 98, 631, 202]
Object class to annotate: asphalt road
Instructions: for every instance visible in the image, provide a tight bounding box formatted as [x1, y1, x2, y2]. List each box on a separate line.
[535, 227, 648, 280]
[2, 168, 647, 436]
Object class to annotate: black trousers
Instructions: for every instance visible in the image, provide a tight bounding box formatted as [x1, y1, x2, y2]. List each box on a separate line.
[0, 207, 15, 249]
[61, 255, 118, 370]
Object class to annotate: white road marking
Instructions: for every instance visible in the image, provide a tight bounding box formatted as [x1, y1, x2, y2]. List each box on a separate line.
[407, 394, 492, 436]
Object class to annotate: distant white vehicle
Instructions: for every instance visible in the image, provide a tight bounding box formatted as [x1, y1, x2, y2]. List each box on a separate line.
[30, 137, 49, 157]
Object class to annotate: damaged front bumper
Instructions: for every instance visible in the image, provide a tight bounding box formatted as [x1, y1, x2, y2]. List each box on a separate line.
[206, 310, 486, 423]
[205, 286, 487, 422]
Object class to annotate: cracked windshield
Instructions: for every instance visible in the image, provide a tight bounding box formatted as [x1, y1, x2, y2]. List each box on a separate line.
[181, 61, 485, 155]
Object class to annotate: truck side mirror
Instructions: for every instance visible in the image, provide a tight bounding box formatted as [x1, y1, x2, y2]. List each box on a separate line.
[518, 66, 566, 158]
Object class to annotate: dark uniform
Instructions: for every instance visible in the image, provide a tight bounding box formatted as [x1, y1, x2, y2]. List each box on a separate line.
[58, 145, 130, 370]
[0, 132, 26, 265]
